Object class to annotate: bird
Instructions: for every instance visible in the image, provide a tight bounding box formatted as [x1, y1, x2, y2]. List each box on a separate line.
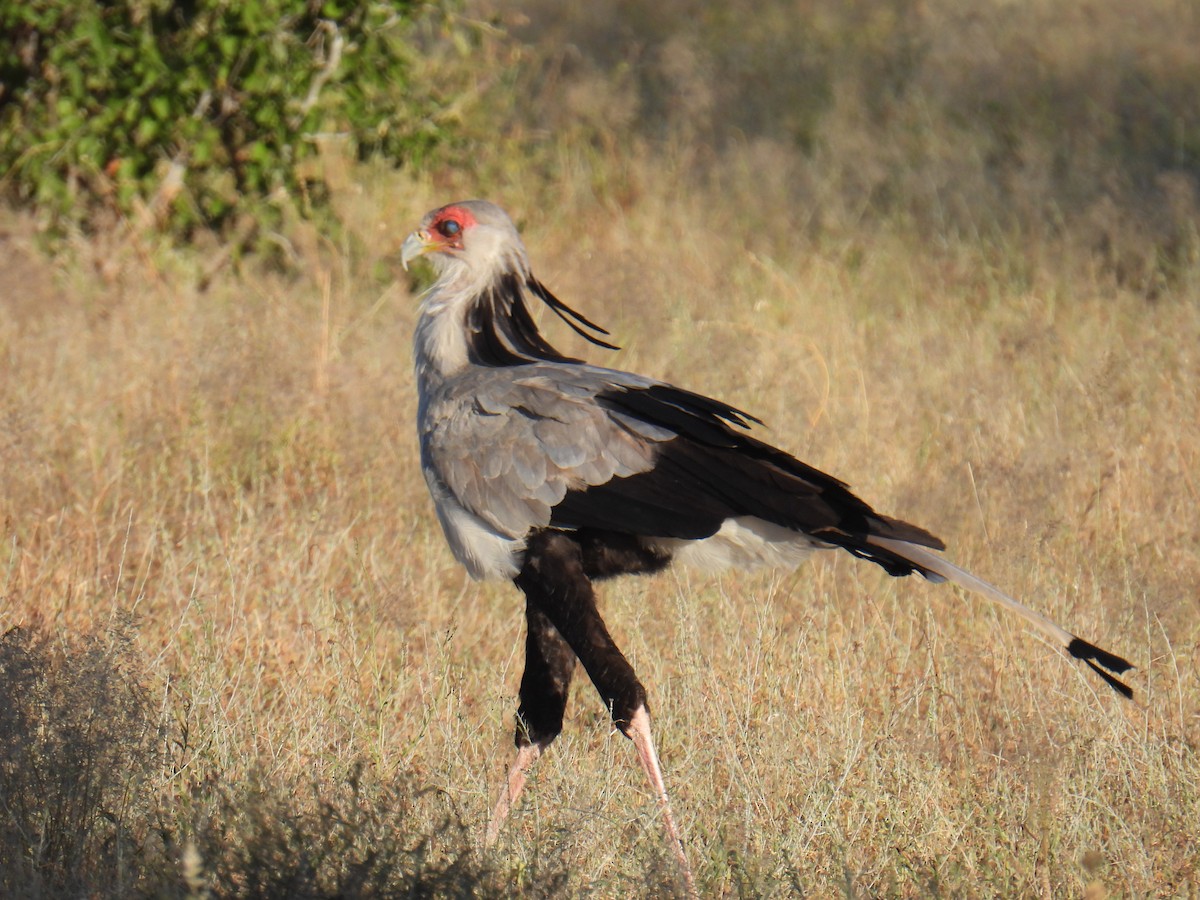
[400, 199, 1133, 894]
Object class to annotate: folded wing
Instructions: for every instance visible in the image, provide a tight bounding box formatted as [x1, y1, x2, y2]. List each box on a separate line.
[424, 364, 945, 578]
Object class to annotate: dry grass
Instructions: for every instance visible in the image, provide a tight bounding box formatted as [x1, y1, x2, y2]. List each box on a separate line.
[3, 163, 1197, 894]
[3, 1, 1200, 895]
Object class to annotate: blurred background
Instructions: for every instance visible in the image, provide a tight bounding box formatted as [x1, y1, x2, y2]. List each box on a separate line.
[3, 0, 1198, 286]
[501, 0, 1199, 293]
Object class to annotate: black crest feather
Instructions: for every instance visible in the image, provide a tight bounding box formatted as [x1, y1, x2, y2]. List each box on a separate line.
[466, 274, 619, 366]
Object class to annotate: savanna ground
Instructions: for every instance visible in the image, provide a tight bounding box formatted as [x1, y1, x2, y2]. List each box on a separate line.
[2, 1, 1199, 896]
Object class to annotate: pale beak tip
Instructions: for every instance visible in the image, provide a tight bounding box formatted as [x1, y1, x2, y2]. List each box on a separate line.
[399, 232, 427, 272]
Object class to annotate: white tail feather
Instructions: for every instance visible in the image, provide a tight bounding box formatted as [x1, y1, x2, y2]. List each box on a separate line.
[866, 535, 1076, 649]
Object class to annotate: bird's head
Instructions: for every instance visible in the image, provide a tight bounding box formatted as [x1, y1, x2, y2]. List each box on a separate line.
[404, 199, 618, 361]
[401, 200, 529, 288]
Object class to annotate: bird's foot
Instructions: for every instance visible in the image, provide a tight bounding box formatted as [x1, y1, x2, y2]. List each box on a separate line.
[626, 705, 698, 899]
[485, 742, 542, 847]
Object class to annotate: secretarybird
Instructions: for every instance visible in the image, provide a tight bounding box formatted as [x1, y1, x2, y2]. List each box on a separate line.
[400, 200, 1133, 891]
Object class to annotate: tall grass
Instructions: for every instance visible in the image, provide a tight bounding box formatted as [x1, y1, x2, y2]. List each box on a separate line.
[2, 0, 1199, 895]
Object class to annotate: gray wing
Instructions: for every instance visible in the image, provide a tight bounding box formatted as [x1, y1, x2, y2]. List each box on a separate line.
[420, 365, 672, 538]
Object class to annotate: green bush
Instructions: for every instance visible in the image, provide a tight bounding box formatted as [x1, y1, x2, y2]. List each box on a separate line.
[0, 0, 450, 240]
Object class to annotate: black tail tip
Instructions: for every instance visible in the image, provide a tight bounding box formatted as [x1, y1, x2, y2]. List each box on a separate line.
[1067, 636, 1135, 699]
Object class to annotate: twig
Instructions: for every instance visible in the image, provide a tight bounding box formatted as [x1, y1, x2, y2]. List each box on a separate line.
[293, 20, 344, 128]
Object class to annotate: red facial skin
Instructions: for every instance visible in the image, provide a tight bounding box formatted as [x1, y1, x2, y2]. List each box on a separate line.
[426, 205, 478, 252]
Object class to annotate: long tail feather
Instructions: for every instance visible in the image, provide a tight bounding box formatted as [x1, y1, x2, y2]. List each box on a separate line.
[867, 536, 1134, 699]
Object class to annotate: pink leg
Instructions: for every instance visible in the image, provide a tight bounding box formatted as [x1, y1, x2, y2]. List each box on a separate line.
[485, 742, 542, 846]
[627, 705, 698, 899]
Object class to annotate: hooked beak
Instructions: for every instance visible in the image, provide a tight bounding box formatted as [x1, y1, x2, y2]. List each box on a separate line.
[400, 230, 434, 271]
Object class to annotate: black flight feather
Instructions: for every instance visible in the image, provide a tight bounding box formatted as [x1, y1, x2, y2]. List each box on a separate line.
[550, 384, 944, 577]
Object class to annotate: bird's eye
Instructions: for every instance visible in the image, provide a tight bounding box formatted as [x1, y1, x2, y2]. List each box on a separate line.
[438, 219, 462, 238]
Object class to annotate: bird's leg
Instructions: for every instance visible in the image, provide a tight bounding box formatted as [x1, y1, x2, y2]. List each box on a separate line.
[486, 742, 541, 846]
[626, 704, 696, 897]
[486, 600, 576, 845]
[576, 528, 672, 581]
[516, 530, 697, 898]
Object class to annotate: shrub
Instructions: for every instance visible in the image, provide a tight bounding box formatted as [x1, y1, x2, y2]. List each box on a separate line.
[0, 0, 452, 242]
[157, 769, 569, 900]
[0, 617, 159, 897]
[0, 619, 565, 898]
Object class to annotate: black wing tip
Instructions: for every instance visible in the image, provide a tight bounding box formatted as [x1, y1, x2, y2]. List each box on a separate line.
[1067, 636, 1135, 699]
[641, 383, 764, 429]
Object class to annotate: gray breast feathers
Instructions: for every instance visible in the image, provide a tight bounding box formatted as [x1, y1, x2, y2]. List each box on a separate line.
[419, 365, 668, 540]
